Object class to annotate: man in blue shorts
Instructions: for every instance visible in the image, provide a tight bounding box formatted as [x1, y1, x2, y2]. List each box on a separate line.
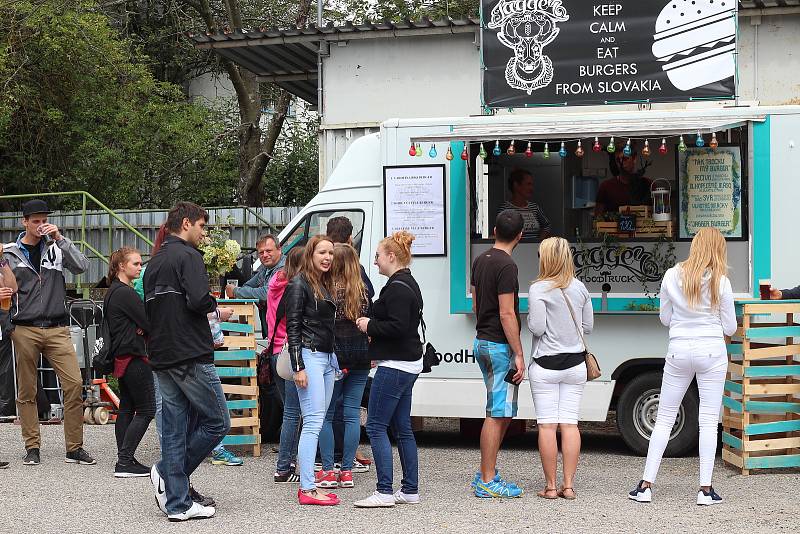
[470, 209, 525, 498]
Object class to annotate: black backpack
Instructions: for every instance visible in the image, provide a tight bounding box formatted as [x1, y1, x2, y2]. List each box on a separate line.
[92, 286, 122, 375]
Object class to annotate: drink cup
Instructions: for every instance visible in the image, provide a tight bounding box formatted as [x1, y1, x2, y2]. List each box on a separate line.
[759, 279, 771, 300]
[0, 295, 10, 311]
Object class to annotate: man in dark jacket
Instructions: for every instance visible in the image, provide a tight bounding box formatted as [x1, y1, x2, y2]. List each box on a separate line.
[144, 201, 230, 522]
[2, 199, 94, 467]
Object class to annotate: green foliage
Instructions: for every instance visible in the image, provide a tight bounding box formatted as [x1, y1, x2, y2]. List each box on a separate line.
[261, 112, 320, 206]
[0, 0, 238, 210]
[327, 0, 479, 23]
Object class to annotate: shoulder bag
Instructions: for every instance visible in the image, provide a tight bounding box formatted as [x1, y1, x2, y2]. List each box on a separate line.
[270, 290, 295, 382]
[560, 288, 602, 381]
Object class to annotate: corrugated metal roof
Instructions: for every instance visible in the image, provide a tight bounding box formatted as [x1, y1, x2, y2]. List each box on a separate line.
[190, 17, 481, 105]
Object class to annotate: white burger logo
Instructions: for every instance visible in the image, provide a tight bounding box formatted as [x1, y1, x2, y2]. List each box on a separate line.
[652, 0, 736, 91]
[488, 0, 569, 95]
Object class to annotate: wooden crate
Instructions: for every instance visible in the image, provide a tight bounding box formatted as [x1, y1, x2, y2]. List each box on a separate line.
[723, 300, 800, 474]
[594, 221, 626, 237]
[215, 300, 261, 457]
[634, 218, 675, 239]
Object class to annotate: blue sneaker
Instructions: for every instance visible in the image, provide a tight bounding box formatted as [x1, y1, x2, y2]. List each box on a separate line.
[211, 446, 243, 466]
[470, 471, 520, 490]
[475, 477, 524, 498]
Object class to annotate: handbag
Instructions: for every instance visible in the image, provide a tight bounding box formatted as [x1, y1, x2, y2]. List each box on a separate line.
[257, 348, 273, 386]
[391, 280, 440, 373]
[560, 288, 602, 381]
[269, 290, 295, 382]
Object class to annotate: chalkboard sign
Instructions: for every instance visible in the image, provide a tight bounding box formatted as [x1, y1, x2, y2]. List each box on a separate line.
[618, 214, 637, 233]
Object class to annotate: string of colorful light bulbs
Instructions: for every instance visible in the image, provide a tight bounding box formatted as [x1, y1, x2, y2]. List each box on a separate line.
[408, 132, 721, 160]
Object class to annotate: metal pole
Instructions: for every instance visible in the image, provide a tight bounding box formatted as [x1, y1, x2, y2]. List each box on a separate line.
[317, 0, 323, 117]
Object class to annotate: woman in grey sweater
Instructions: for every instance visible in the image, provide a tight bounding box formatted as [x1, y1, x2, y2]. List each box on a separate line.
[527, 237, 593, 500]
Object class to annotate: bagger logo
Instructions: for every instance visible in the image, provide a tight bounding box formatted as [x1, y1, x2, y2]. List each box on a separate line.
[572, 245, 663, 284]
[488, 0, 569, 95]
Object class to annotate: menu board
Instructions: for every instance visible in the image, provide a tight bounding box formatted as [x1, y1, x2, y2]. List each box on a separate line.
[481, 0, 737, 107]
[383, 165, 447, 256]
[678, 146, 743, 239]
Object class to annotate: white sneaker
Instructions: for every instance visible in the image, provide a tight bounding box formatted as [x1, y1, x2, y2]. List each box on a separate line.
[697, 487, 723, 506]
[167, 501, 216, 522]
[628, 480, 652, 503]
[150, 464, 167, 514]
[352, 459, 370, 473]
[354, 491, 396, 508]
[394, 490, 420, 505]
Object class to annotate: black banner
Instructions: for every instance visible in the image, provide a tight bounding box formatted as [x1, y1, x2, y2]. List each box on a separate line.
[482, 0, 737, 107]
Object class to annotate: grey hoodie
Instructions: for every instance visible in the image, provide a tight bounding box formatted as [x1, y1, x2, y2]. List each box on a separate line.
[2, 233, 89, 327]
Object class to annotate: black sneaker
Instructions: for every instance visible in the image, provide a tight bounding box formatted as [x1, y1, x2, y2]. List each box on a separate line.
[114, 461, 150, 478]
[628, 480, 652, 503]
[65, 448, 96, 465]
[189, 485, 215, 507]
[697, 486, 723, 506]
[0, 460, 9, 469]
[274, 471, 301, 483]
[23, 448, 40, 466]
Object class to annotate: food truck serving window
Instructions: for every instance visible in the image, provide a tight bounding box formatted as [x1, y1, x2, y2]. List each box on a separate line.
[465, 127, 752, 300]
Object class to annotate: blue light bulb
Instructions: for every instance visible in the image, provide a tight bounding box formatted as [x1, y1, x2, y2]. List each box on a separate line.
[695, 133, 705, 148]
[492, 140, 501, 157]
[429, 144, 437, 158]
[558, 142, 567, 158]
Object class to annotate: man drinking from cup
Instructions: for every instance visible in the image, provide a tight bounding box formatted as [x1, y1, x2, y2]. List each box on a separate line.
[2, 199, 94, 467]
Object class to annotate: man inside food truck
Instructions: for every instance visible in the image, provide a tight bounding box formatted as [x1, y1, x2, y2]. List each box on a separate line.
[594, 142, 652, 215]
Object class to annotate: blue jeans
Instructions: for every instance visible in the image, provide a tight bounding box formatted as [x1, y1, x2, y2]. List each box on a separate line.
[273, 354, 301, 473]
[366, 366, 419, 495]
[294, 349, 336, 490]
[320, 369, 369, 471]
[156, 362, 230, 514]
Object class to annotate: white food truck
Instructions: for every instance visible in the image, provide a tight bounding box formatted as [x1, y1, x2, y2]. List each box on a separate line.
[276, 104, 799, 455]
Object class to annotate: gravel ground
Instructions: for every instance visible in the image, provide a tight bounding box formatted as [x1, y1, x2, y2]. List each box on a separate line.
[0, 419, 796, 534]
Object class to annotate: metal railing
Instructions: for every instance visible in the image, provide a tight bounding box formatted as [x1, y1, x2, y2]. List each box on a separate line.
[0, 192, 297, 295]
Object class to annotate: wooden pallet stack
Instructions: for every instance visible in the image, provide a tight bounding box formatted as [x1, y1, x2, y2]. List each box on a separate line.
[722, 299, 800, 474]
[594, 205, 675, 238]
[215, 299, 261, 457]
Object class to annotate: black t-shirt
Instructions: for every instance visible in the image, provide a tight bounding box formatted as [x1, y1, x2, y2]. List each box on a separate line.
[22, 242, 41, 273]
[471, 247, 519, 344]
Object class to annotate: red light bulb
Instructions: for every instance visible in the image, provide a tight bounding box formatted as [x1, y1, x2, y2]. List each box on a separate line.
[525, 141, 533, 157]
[592, 136, 601, 152]
[461, 145, 468, 160]
[409, 143, 416, 157]
[658, 138, 667, 155]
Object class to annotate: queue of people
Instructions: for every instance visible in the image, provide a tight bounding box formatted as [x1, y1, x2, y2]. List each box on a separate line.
[4, 197, 796, 518]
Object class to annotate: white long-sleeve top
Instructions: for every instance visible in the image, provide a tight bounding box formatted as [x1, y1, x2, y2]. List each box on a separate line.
[659, 265, 738, 339]
[527, 278, 594, 358]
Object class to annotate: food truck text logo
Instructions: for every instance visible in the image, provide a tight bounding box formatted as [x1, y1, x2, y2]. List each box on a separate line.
[488, 0, 569, 94]
[572, 245, 662, 284]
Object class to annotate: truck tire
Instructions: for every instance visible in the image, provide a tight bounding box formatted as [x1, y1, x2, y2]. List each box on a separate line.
[616, 371, 699, 457]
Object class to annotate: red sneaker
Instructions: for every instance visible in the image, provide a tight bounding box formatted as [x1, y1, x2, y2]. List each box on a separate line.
[338, 470, 354, 488]
[298, 489, 340, 506]
[315, 469, 339, 489]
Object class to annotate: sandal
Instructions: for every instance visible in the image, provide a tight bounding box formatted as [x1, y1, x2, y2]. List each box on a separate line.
[558, 487, 577, 500]
[537, 487, 559, 499]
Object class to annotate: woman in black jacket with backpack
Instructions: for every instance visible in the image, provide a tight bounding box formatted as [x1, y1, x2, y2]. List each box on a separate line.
[105, 247, 154, 478]
[354, 231, 424, 508]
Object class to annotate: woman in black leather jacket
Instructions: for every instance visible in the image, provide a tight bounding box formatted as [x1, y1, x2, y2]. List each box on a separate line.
[284, 235, 340, 506]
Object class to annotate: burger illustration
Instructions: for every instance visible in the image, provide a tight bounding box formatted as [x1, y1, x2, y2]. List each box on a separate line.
[652, 0, 736, 91]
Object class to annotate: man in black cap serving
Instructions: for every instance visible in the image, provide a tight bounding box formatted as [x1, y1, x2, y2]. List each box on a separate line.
[2, 199, 94, 466]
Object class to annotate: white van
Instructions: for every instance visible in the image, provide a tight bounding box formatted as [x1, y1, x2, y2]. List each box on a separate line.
[277, 105, 800, 455]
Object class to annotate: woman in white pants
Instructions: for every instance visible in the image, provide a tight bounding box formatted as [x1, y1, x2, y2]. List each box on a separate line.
[629, 227, 737, 506]
[528, 237, 593, 500]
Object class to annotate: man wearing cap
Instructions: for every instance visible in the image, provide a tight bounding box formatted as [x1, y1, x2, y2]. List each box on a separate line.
[2, 199, 94, 466]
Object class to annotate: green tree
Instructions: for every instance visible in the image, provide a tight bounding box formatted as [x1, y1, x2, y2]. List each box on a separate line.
[0, 0, 238, 210]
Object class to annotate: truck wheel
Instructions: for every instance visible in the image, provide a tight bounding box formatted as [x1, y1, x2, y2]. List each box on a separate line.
[616, 371, 698, 457]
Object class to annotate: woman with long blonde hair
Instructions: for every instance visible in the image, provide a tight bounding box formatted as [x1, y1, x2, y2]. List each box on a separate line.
[284, 235, 339, 505]
[527, 237, 593, 500]
[629, 227, 737, 506]
[316, 244, 371, 490]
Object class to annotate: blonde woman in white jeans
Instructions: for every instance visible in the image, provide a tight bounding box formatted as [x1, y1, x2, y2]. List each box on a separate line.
[528, 237, 593, 500]
[629, 227, 737, 506]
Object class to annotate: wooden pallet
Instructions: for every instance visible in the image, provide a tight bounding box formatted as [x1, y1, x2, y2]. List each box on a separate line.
[723, 300, 800, 474]
[215, 300, 261, 457]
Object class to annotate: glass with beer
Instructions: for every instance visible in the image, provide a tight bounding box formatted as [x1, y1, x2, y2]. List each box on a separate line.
[759, 279, 771, 300]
